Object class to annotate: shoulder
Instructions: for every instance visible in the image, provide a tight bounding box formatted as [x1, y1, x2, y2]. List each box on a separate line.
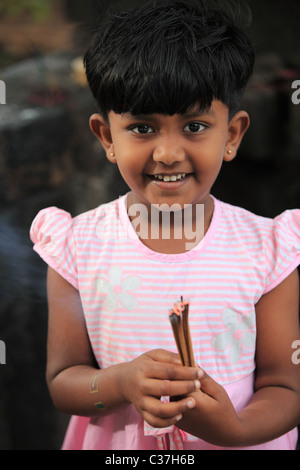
[29, 198, 123, 289]
[216, 198, 300, 292]
[73, 197, 121, 226]
[217, 198, 300, 240]
[218, 199, 273, 229]
[71, 197, 123, 242]
[30, 206, 73, 246]
[30, 197, 122, 243]
[214, 199, 274, 253]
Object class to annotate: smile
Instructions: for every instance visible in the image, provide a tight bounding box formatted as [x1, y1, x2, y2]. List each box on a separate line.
[153, 173, 186, 182]
[146, 172, 192, 190]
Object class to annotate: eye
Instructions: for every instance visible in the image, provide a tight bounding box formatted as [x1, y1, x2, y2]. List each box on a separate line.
[183, 122, 206, 133]
[130, 124, 154, 134]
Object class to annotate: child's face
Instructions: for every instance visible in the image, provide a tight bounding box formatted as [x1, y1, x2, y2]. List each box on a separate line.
[90, 100, 249, 210]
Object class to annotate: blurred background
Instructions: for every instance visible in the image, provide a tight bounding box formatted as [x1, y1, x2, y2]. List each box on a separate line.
[0, 0, 299, 450]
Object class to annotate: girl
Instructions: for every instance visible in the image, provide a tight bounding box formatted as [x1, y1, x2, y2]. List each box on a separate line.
[30, 0, 300, 450]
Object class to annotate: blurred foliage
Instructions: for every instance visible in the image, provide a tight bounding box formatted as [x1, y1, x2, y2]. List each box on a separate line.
[0, 0, 52, 21]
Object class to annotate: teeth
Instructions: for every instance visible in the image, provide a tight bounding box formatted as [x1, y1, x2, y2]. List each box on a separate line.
[154, 173, 186, 182]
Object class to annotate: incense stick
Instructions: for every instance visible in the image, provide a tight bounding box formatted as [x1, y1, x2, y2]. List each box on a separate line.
[169, 309, 185, 365]
[180, 297, 195, 367]
[169, 297, 195, 367]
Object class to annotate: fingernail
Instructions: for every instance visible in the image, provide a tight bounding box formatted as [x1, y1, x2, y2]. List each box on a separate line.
[176, 414, 183, 422]
[194, 379, 201, 389]
[186, 399, 195, 409]
[197, 369, 204, 379]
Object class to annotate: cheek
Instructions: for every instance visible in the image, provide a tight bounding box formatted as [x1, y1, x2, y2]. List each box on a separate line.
[115, 154, 143, 182]
[194, 150, 224, 174]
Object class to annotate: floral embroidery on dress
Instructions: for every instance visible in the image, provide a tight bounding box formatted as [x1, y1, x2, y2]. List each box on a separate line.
[94, 266, 141, 312]
[212, 307, 256, 364]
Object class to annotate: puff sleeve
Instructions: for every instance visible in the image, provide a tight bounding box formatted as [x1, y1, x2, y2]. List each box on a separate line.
[30, 207, 78, 290]
[264, 209, 300, 294]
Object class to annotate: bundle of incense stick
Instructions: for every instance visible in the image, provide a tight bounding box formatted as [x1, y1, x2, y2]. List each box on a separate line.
[169, 297, 195, 367]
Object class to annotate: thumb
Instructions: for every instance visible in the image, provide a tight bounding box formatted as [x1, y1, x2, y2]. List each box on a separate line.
[198, 368, 225, 400]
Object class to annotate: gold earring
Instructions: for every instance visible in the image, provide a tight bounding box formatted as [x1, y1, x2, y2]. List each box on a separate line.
[227, 149, 232, 155]
[110, 152, 115, 157]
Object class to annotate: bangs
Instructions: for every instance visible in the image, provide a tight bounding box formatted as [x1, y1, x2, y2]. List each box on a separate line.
[99, 29, 215, 116]
[84, 1, 254, 118]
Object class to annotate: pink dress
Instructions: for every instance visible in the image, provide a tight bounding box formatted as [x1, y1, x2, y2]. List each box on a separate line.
[30, 195, 300, 450]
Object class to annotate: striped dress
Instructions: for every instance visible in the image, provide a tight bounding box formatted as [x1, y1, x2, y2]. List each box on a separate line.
[30, 194, 300, 450]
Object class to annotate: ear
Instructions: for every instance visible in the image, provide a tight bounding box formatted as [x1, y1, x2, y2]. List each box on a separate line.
[224, 111, 250, 162]
[89, 113, 116, 163]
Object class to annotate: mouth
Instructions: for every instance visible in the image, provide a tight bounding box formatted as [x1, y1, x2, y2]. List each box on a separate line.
[147, 173, 191, 182]
[145, 172, 192, 190]
[154, 173, 186, 182]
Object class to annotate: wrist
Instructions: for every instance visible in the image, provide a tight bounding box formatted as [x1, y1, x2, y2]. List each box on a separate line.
[100, 362, 131, 409]
[86, 363, 131, 415]
[117, 361, 132, 405]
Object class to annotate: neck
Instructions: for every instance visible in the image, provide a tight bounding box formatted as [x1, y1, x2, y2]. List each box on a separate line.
[126, 194, 214, 254]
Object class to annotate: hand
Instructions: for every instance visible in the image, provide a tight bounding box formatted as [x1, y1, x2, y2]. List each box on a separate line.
[177, 368, 244, 447]
[120, 349, 202, 428]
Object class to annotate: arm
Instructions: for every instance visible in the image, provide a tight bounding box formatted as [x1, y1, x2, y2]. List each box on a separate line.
[238, 267, 300, 444]
[46, 266, 125, 416]
[46, 267, 201, 425]
[176, 269, 300, 447]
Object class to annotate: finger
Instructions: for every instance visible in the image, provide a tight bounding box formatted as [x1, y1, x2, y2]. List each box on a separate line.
[145, 359, 201, 382]
[146, 349, 182, 365]
[145, 377, 201, 398]
[143, 410, 183, 429]
[141, 396, 196, 428]
[197, 368, 225, 400]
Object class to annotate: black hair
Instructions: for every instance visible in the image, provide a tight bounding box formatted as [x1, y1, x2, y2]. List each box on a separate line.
[84, 0, 255, 120]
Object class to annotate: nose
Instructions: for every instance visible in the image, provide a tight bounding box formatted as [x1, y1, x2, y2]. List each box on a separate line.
[153, 138, 185, 165]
